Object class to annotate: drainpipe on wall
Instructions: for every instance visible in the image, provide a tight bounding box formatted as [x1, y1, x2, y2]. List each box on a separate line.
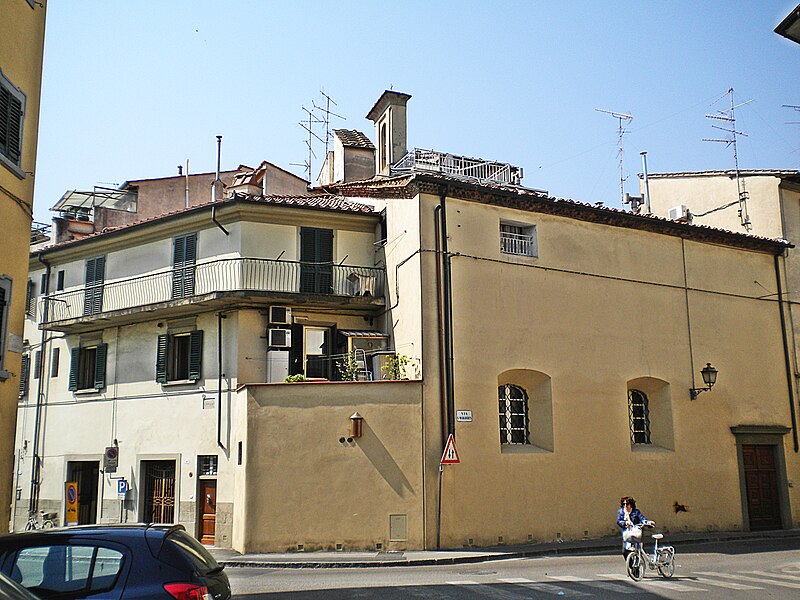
[439, 189, 456, 437]
[217, 312, 226, 451]
[774, 254, 799, 452]
[28, 255, 51, 515]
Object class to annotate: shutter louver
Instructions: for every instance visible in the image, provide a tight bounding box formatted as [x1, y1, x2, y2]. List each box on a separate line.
[7, 94, 22, 163]
[94, 343, 107, 390]
[184, 233, 196, 296]
[156, 334, 169, 383]
[0, 87, 8, 154]
[188, 330, 203, 381]
[84, 257, 105, 315]
[172, 236, 185, 298]
[172, 234, 197, 299]
[68, 348, 80, 391]
[18, 354, 30, 397]
[319, 228, 333, 294]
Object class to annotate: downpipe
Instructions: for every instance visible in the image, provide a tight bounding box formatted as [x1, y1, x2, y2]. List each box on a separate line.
[217, 311, 226, 450]
[775, 254, 799, 452]
[29, 255, 51, 514]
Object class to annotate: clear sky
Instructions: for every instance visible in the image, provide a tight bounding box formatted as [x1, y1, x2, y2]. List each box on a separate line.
[32, 0, 800, 224]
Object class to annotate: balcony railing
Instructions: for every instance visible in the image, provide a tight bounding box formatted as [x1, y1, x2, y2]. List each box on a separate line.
[41, 257, 385, 324]
[500, 231, 535, 257]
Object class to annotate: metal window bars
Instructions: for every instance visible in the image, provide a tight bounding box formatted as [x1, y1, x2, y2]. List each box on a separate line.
[500, 231, 535, 256]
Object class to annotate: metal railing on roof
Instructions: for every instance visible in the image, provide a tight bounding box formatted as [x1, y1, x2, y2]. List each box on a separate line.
[31, 221, 51, 244]
[391, 148, 524, 186]
[40, 257, 385, 324]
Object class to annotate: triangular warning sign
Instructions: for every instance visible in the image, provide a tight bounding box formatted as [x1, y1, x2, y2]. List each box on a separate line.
[440, 433, 460, 464]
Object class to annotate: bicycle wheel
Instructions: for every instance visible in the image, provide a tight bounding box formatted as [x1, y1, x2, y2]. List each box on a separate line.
[24, 520, 35, 531]
[657, 549, 675, 578]
[626, 551, 644, 581]
[42, 519, 54, 529]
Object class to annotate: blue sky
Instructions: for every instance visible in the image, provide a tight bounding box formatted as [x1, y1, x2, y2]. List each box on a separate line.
[32, 1, 800, 224]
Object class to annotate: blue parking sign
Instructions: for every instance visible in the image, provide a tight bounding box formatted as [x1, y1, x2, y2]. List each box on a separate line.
[117, 479, 128, 495]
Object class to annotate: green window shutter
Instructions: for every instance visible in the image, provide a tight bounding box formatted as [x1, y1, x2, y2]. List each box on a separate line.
[94, 343, 108, 390]
[188, 330, 203, 381]
[18, 354, 30, 397]
[156, 334, 169, 383]
[68, 348, 80, 391]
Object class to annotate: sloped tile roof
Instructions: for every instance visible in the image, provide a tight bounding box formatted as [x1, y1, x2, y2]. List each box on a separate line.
[647, 169, 800, 179]
[334, 129, 375, 149]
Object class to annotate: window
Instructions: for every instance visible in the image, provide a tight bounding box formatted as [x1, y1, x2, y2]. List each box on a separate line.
[500, 222, 537, 257]
[25, 279, 35, 316]
[628, 389, 651, 445]
[18, 353, 30, 397]
[299, 227, 333, 294]
[156, 330, 203, 383]
[68, 343, 108, 391]
[0, 276, 12, 379]
[51, 347, 60, 377]
[0, 69, 26, 176]
[9, 545, 123, 595]
[198, 455, 218, 476]
[499, 383, 530, 445]
[33, 350, 41, 379]
[83, 256, 105, 316]
[172, 233, 197, 299]
[56, 269, 65, 291]
[40, 272, 47, 294]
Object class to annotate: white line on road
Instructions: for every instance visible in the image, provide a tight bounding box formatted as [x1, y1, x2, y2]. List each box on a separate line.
[695, 571, 800, 588]
[691, 577, 763, 591]
[597, 573, 707, 592]
[546, 575, 638, 594]
[743, 570, 800, 581]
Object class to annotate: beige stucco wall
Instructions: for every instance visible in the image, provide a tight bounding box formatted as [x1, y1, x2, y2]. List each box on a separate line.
[416, 192, 797, 548]
[238, 380, 424, 552]
[644, 174, 784, 238]
[0, 0, 46, 532]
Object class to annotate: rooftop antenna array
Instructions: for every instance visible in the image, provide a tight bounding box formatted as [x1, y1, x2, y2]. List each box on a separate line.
[595, 108, 633, 205]
[702, 88, 753, 231]
[293, 91, 345, 183]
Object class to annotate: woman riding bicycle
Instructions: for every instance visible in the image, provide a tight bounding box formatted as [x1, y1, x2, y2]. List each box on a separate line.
[617, 496, 654, 557]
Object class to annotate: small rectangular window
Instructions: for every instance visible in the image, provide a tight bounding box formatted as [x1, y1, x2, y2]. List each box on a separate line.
[18, 353, 30, 397]
[51, 347, 60, 377]
[56, 270, 65, 291]
[156, 330, 203, 383]
[68, 344, 108, 391]
[198, 455, 218, 476]
[33, 350, 41, 379]
[500, 222, 537, 257]
[25, 279, 35, 316]
[40, 273, 47, 294]
[0, 70, 26, 174]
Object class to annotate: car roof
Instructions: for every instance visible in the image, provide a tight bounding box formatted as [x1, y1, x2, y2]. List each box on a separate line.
[0, 524, 185, 547]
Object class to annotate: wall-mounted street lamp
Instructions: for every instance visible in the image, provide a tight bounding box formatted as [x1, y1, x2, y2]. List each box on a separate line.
[350, 412, 363, 438]
[690, 363, 718, 400]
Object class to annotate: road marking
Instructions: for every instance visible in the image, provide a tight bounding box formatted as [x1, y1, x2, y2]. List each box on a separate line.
[597, 573, 707, 592]
[546, 575, 638, 594]
[446, 580, 480, 585]
[696, 571, 800, 588]
[691, 576, 763, 590]
[498, 579, 592, 597]
[743, 570, 800, 581]
[450, 582, 534, 599]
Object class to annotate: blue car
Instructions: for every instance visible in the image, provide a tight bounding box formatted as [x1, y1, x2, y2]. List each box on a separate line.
[0, 524, 230, 600]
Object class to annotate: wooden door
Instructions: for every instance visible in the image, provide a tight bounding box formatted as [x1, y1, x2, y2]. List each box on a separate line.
[743, 444, 782, 531]
[198, 479, 217, 545]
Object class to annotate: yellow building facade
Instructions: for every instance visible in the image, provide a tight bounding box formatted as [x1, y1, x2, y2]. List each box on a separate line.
[0, 0, 47, 531]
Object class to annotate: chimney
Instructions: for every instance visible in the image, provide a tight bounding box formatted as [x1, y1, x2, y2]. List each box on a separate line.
[366, 91, 411, 176]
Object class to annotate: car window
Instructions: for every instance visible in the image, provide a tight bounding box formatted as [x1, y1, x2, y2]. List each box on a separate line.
[10, 545, 124, 596]
[160, 530, 220, 574]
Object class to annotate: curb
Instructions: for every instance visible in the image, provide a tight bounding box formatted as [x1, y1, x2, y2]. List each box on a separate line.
[216, 530, 800, 569]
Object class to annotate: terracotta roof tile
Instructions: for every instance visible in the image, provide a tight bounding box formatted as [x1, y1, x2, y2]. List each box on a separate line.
[334, 129, 375, 149]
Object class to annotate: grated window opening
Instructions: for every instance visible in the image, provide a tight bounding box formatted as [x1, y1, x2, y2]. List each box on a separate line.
[498, 384, 530, 445]
[628, 389, 651, 444]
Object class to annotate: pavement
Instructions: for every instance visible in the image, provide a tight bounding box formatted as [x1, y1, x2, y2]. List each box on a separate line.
[209, 527, 800, 569]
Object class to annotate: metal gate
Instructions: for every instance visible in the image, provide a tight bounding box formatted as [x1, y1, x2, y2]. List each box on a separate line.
[142, 460, 176, 524]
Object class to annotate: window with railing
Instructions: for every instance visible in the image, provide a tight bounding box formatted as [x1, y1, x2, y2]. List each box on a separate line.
[628, 389, 651, 445]
[499, 383, 530, 445]
[500, 223, 537, 257]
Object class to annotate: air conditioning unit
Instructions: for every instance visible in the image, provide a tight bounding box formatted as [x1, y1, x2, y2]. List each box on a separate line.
[269, 306, 292, 325]
[668, 205, 690, 222]
[268, 328, 291, 348]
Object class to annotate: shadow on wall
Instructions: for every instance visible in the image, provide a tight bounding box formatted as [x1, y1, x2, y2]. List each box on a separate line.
[358, 422, 415, 498]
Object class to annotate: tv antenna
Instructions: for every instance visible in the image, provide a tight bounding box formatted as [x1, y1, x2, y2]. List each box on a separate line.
[596, 108, 633, 205]
[312, 90, 346, 160]
[292, 106, 325, 183]
[784, 105, 800, 154]
[702, 88, 753, 231]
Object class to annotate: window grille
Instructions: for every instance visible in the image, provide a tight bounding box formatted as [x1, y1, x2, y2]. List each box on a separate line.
[498, 383, 530, 445]
[198, 455, 218, 476]
[628, 389, 651, 444]
[500, 223, 537, 257]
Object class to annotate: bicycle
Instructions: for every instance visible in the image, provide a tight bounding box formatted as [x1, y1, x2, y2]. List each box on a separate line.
[24, 510, 57, 530]
[625, 524, 675, 581]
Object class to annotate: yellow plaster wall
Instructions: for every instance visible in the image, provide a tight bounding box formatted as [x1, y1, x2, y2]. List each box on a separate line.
[238, 380, 423, 552]
[417, 193, 797, 548]
[0, 0, 46, 532]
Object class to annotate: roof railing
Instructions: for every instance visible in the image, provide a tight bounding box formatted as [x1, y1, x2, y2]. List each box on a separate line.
[391, 148, 524, 186]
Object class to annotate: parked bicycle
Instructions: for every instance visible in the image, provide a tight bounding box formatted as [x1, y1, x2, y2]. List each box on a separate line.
[625, 523, 675, 581]
[24, 510, 57, 530]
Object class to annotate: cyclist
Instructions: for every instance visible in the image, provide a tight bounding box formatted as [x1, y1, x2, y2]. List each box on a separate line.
[617, 496, 654, 558]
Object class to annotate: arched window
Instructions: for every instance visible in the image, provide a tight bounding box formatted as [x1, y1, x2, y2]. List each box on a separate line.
[499, 384, 530, 445]
[628, 389, 651, 445]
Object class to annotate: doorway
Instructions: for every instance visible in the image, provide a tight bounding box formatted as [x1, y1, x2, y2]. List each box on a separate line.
[142, 460, 176, 523]
[197, 455, 218, 545]
[66, 461, 99, 525]
[742, 444, 782, 530]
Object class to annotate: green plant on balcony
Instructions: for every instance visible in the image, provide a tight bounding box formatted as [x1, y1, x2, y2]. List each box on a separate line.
[381, 354, 410, 380]
[336, 354, 359, 381]
[284, 374, 307, 383]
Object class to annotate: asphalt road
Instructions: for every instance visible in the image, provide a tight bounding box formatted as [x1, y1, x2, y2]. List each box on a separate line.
[226, 537, 800, 599]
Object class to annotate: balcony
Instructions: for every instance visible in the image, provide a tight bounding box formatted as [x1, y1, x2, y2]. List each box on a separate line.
[40, 257, 385, 332]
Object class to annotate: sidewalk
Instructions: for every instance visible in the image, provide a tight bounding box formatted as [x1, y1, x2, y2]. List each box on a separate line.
[210, 528, 800, 569]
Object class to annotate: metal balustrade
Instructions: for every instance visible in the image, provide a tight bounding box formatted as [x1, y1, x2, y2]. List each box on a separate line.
[500, 231, 535, 256]
[40, 258, 385, 324]
[392, 148, 524, 185]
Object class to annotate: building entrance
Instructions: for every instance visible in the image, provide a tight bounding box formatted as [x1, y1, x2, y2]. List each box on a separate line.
[66, 461, 99, 524]
[743, 444, 782, 530]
